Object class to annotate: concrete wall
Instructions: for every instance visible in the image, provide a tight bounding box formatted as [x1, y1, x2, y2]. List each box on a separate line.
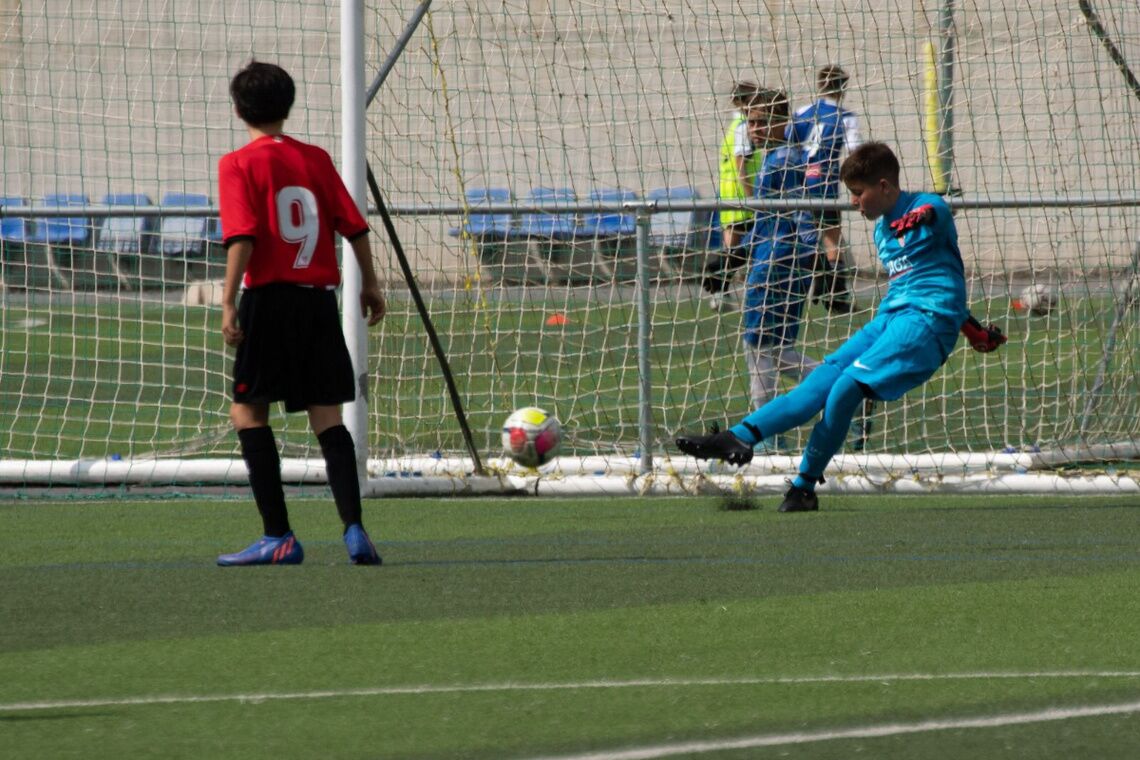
[2, 0, 1138, 277]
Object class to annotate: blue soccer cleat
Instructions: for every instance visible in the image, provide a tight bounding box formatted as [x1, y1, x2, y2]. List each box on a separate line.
[217, 532, 304, 566]
[344, 523, 382, 565]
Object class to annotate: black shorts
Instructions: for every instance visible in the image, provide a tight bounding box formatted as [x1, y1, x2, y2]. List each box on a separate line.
[232, 283, 356, 412]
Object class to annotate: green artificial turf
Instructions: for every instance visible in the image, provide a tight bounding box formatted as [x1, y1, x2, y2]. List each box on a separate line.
[2, 494, 1140, 758]
[4, 290, 1137, 460]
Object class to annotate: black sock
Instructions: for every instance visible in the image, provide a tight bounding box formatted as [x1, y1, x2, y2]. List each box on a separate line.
[318, 424, 363, 529]
[701, 253, 730, 293]
[724, 245, 748, 273]
[703, 246, 749, 294]
[238, 426, 290, 537]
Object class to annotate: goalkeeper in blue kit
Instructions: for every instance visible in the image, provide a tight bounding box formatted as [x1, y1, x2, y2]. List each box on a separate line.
[677, 141, 1004, 512]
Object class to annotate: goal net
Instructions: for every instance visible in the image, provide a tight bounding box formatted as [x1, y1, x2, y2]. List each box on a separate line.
[1, 1, 1139, 495]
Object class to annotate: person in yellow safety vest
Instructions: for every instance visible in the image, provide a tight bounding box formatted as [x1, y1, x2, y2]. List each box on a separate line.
[703, 81, 768, 311]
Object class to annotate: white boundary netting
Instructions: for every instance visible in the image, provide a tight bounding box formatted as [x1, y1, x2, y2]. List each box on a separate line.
[1, 2, 1140, 493]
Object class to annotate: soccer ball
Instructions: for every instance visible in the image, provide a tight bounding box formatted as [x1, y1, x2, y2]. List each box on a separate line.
[1017, 283, 1057, 317]
[501, 407, 562, 467]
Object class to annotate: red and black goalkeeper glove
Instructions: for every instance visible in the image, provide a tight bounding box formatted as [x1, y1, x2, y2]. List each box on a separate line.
[889, 204, 936, 235]
[961, 315, 1006, 353]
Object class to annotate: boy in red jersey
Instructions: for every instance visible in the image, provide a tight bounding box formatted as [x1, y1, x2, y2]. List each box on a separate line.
[216, 61, 386, 566]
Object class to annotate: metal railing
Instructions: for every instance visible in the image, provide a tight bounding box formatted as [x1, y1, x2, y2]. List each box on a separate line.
[6, 195, 1140, 219]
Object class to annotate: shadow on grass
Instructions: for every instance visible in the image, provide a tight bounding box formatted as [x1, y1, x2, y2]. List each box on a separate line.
[0, 711, 117, 721]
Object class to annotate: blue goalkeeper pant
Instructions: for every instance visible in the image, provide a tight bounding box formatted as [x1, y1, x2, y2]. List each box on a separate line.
[731, 308, 960, 482]
[730, 362, 863, 471]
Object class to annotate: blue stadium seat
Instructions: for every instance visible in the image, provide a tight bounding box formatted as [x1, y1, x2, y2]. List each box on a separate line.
[157, 192, 223, 286]
[516, 186, 599, 284]
[578, 188, 637, 238]
[205, 213, 223, 244]
[98, 194, 154, 253]
[647, 186, 708, 279]
[447, 187, 547, 285]
[158, 192, 211, 257]
[577, 188, 639, 283]
[516, 187, 578, 241]
[647, 186, 699, 248]
[0, 196, 33, 289]
[0, 196, 31, 244]
[23, 194, 88, 290]
[32, 194, 91, 249]
[94, 193, 155, 290]
[447, 187, 514, 239]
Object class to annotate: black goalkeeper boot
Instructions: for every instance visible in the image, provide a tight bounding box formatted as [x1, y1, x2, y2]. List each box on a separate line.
[777, 483, 820, 513]
[675, 425, 754, 466]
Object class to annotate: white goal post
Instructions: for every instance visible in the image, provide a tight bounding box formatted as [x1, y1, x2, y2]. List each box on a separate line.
[2, 1, 1140, 496]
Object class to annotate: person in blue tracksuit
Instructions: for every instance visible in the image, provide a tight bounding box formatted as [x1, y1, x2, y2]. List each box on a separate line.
[785, 65, 862, 313]
[738, 91, 819, 417]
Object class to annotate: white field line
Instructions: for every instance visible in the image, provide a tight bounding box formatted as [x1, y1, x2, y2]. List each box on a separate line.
[0, 670, 1138, 713]
[526, 700, 1140, 760]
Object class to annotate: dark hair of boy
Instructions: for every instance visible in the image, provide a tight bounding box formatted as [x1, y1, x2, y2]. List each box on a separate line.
[839, 141, 901, 187]
[759, 88, 790, 122]
[817, 65, 849, 96]
[229, 61, 296, 126]
[731, 80, 759, 106]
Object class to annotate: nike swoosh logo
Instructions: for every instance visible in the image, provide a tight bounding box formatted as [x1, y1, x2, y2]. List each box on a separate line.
[853, 359, 871, 370]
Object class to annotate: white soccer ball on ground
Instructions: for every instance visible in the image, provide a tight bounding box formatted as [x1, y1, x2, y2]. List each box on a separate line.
[1017, 283, 1057, 316]
[501, 407, 562, 467]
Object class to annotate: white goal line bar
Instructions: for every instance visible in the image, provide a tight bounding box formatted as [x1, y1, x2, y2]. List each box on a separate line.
[1, 448, 1139, 494]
